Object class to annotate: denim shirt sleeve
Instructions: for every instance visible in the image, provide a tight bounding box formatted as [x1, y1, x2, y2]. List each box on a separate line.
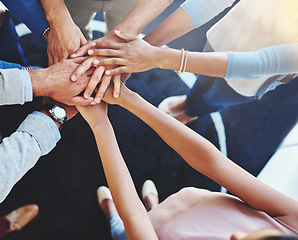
[180, 0, 235, 28]
[0, 60, 22, 70]
[1, 0, 49, 38]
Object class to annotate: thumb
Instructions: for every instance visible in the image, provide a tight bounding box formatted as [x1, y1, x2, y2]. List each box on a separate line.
[114, 30, 137, 42]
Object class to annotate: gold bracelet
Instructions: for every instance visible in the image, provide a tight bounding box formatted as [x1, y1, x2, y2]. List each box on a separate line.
[176, 48, 185, 75]
[182, 50, 189, 73]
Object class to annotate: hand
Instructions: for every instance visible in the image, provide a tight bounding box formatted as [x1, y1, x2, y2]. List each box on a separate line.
[76, 101, 108, 128]
[88, 30, 158, 75]
[43, 20, 87, 65]
[30, 58, 94, 106]
[70, 56, 121, 104]
[101, 82, 133, 106]
[70, 32, 133, 102]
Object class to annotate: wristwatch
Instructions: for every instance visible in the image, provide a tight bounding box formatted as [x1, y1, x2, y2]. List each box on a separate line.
[43, 104, 67, 126]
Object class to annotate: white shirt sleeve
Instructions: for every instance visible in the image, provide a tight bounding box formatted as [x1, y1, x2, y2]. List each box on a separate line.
[180, 0, 236, 28]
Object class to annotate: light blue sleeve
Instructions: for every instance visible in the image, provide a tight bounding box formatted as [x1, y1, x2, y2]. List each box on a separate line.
[225, 43, 298, 79]
[0, 112, 59, 203]
[180, 0, 235, 28]
[20, 70, 33, 103]
[31, 111, 61, 143]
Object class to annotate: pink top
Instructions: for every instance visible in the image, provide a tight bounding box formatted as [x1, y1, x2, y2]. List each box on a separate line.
[156, 194, 297, 240]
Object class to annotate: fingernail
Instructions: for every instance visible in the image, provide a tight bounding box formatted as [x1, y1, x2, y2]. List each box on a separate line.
[95, 97, 101, 103]
[84, 93, 90, 99]
[114, 93, 119, 98]
[91, 42, 96, 46]
[115, 30, 120, 34]
[71, 53, 77, 57]
[88, 50, 93, 55]
[106, 70, 110, 75]
[91, 101, 96, 105]
[93, 59, 99, 64]
[71, 75, 77, 81]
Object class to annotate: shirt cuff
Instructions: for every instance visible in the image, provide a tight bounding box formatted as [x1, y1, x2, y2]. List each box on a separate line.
[31, 111, 61, 143]
[21, 69, 33, 103]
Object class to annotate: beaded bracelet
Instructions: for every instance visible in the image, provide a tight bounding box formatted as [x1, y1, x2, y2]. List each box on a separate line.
[182, 50, 189, 74]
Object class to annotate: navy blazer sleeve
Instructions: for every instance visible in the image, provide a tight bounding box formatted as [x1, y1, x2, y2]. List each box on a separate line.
[1, 0, 49, 39]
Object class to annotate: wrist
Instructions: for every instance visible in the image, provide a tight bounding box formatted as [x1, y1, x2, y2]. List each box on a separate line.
[40, 110, 61, 129]
[157, 48, 181, 71]
[90, 118, 110, 132]
[30, 68, 49, 97]
[120, 90, 139, 109]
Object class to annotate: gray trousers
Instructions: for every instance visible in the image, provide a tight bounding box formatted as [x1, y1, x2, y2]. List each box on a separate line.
[64, 0, 137, 40]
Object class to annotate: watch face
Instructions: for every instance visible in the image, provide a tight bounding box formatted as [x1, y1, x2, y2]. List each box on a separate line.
[53, 106, 66, 120]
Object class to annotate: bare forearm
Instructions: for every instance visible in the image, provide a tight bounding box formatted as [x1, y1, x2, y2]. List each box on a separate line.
[92, 121, 157, 239]
[155, 47, 228, 77]
[120, 91, 218, 174]
[119, 91, 298, 218]
[144, 7, 195, 46]
[40, 0, 72, 25]
[114, 0, 171, 36]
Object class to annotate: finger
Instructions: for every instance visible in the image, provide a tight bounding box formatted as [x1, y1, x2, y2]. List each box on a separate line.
[106, 66, 129, 76]
[71, 56, 88, 64]
[112, 74, 121, 98]
[71, 57, 96, 81]
[94, 58, 127, 66]
[84, 66, 105, 99]
[93, 74, 111, 104]
[71, 96, 94, 106]
[114, 30, 137, 41]
[88, 48, 122, 57]
[71, 42, 96, 58]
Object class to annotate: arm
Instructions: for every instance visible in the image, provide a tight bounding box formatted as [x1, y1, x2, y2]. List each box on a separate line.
[91, 35, 298, 80]
[144, 0, 236, 47]
[0, 58, 94, 106]
[102, 84, 298, 224]
[40, 0, 87, 65]
[77, 103, 158, 240]
[0, 112, 59, 203]
[1, 0, 49, 39]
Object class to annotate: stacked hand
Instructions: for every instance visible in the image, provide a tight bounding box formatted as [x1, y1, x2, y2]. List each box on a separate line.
[70, 31, 139, 104]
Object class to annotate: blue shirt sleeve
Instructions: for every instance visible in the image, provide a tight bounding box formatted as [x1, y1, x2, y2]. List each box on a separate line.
[180, 0, 235, 28]
[0, 60, 22, 70]
[31, 111, 61, 143]
[1, 0, 49, 39]
[225, 43, 298, 79]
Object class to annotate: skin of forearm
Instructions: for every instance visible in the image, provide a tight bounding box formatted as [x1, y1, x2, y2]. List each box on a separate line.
[92, 121, 158, 239]
[29, 68, 49, 97]
[155, 47, 228, 77]
[114, 0, 170, 36]
[118, 92, 298, 219]
[144, 7, 195, 47]
[119, 91, 218, 174]
[40, 0, 73, 26]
